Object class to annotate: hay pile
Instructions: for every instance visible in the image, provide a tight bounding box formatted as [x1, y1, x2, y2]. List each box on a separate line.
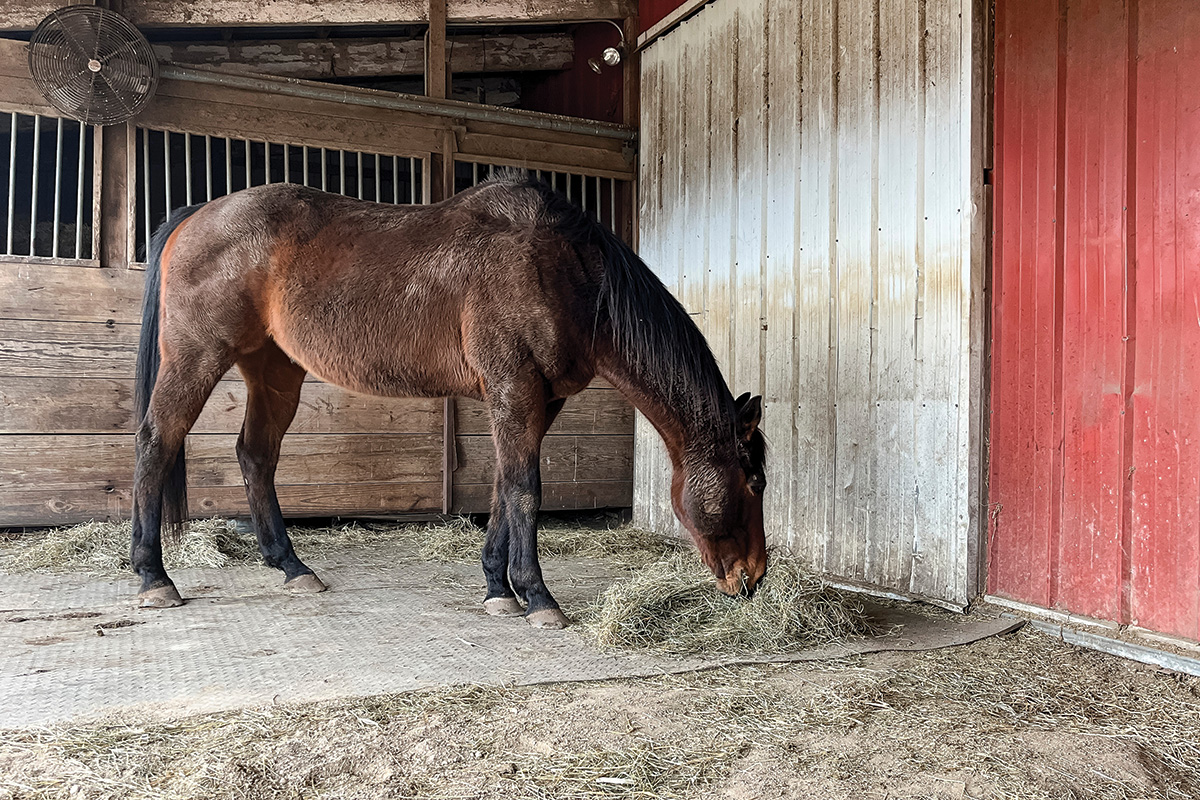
[580, 551, 875, 655]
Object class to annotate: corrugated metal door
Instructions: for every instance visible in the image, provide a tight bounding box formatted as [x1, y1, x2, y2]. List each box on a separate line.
[989, 0, 1200, 640]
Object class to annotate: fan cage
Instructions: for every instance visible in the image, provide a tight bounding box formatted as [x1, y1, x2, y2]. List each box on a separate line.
[27, 5, 158, 126]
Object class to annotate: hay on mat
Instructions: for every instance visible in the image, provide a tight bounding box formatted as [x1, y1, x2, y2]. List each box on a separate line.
[580, 551, 875, 656]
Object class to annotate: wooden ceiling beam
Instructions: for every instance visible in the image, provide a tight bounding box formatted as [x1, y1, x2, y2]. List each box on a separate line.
[0, 1, 635, 31]
[151, 34, 574, 80]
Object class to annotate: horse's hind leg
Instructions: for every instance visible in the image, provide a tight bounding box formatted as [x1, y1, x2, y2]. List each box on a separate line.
[132, 357, 231, 608]
[481, 397, 565, 618]
[235, 343, 325, 592]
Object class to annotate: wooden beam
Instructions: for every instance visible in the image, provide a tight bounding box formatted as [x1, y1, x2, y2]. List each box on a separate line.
[153, 35, 573, 80]
[426, 0, 448, 99]
[0, 0, 634, 30]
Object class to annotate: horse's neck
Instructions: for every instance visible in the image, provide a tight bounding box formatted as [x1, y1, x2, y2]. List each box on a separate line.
[598, 352, 732, 470]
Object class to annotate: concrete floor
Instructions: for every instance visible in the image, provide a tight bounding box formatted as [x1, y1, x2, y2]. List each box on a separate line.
[0, 541, 1018, 728]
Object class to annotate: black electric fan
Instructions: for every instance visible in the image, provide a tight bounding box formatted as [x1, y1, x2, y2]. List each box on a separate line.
[27, 5, 158, 126]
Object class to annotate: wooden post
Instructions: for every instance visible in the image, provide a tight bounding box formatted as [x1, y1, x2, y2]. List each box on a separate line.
[621, 14, 639, 249]
[437, 126, 458, 514]
[426, 0, 448, 99]
[99, 123, 130, 269]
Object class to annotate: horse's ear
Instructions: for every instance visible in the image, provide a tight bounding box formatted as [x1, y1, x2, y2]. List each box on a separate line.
[737, 394, 762, 441]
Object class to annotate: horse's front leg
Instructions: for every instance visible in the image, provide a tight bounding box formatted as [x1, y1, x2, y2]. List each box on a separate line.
[485, 385, 569, 629]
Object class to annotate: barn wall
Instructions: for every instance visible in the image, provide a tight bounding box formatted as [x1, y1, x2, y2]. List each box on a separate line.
[635, 0, 984, 606]
[0, 36, 637, 527]
[989, 0, 1200, 641]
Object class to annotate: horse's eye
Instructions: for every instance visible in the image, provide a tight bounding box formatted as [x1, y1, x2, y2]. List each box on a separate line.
[748, 474, 766, 494]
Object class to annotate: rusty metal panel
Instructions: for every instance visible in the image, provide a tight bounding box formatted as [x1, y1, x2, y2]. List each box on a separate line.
[635, 0, 981, 607]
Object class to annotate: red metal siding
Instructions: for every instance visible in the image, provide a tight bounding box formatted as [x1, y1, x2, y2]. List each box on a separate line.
[640, 0, 688, 31]
[990, 0, 1200, 640]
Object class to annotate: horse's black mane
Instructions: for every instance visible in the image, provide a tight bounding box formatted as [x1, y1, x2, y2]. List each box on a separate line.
[480, 170, 740, 448]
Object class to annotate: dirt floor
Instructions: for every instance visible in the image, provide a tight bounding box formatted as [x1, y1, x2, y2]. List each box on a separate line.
[2, 625, 1198, 800]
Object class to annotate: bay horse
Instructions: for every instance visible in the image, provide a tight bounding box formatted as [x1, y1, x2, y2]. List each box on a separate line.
[132, 172, 766, 628]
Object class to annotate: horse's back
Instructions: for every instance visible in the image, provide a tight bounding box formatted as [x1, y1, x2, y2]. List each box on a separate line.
[160, 181, 600, 401]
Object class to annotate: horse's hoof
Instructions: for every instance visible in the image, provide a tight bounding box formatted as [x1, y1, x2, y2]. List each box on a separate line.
[484, 597, 524, 617]
[285, 573, 327, 593]
[138, 585, 184, 609]
[526, 608, 570, 629]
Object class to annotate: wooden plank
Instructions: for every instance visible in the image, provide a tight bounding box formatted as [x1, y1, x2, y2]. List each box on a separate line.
[153, 34, 573, 80]
[140, 92, 444, 159]
[453, 434, 633, 486]
[0, 262, 143, 322]
[426, 0, 448, 99]
[0, 320, 139, 378]
[456, 131, 633, 179]
[452, 480, 632, 514]
[0, 482, 445, 526]
[0, 486, 134, 527]
[192, 381, 443, 435]
[0, 377, 135, 434]
[0, 1, 637, 30]
[190, 482, 444, 518]
[186, 433, 443, 487]
[0, 435, 135, 491]
[455, 388, 632, 437]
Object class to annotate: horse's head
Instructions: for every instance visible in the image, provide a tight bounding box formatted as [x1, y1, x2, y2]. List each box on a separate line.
[672, 393, 767, 597]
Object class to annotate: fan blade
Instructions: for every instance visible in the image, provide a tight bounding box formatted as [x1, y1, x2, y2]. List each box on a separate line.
[47, 8, 97, 66]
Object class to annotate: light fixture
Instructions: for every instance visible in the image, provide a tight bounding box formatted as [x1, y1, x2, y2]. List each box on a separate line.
[587, 19, 626, 74]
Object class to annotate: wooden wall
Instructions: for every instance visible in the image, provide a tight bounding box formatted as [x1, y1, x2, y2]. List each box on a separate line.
[635, 0, 986, 608]
[0, 37, 636, 528]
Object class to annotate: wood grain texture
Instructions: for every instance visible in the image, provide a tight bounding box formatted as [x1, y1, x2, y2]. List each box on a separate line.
[154, 34, 573, 80]
[0, 0, 635, 30]
[452, 480, 632, 513]
[453, 434, 633, 486]
[0, 320, 139, 378]
[186, 434, 443, 487]
[0, 263, 142, 323]
[455, 387, 632, 437]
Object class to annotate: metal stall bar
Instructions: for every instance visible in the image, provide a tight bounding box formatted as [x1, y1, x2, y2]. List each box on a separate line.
[77, 120, 88, 258]
[204, 135, 213, 200]
[28, 115, 40, 256]
[5, 112, 15, 254]
[51, 118, 62, 257]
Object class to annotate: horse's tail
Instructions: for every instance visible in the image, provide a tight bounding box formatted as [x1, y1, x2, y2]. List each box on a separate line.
[135, 204, 206, 532]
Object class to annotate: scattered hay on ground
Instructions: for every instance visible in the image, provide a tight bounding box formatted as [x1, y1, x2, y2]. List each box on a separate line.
[0, 519, 259, 574]
[0, 516, 674, 577]
[0, 519, 404, 576]
[2, 630, 1198, 800]
[417, 515, 676, 564]
[580, 551, 875, 656]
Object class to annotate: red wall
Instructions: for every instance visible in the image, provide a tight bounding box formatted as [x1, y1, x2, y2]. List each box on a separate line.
[522, 23, 624, 124]
[990, 0, 1200, 640]
[640, 0, 688, 31]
